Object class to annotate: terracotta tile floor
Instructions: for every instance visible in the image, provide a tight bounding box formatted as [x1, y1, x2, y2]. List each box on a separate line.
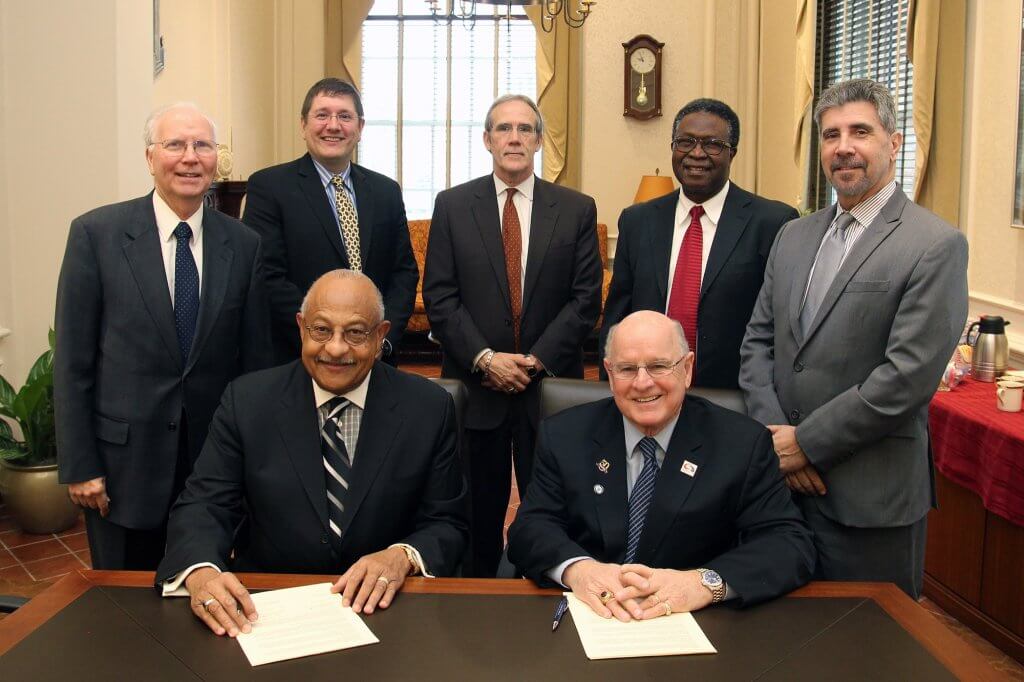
[0, 360, 1020, 677]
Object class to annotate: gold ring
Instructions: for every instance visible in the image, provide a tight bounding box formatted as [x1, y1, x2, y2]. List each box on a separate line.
[376, 576, 390, 587]
[598, 590, 613, 604]
[201, 598, 216, 612]
[662, 601, 672, 617]
[650, 593, 660, 605]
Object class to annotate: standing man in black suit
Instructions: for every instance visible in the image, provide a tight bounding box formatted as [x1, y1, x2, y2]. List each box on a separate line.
[423, 94, 603, 577]
[242, 78, 418, 364]
[54, 103, 273, 570]
[601, 98, 798, 388]
[156, 271, 467, 637]
[508, 311, 814, 619]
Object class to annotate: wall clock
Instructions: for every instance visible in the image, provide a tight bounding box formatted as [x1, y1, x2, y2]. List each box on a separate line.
[623, 35, 664, 120]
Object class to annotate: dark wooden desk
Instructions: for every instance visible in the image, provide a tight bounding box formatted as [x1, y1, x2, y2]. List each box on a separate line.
[0, 571, 1000, 681]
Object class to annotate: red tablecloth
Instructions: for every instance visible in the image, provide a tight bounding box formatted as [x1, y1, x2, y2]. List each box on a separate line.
[929, 377, 1024, 526]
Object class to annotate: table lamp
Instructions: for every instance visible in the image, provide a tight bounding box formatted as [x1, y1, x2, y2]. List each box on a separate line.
[633, 170, 675, 204]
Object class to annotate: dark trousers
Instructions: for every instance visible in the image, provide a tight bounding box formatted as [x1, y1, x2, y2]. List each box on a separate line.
[464, 404, 535, 578]
[798, 497, 928, 599]
[84, 414, 193, 571]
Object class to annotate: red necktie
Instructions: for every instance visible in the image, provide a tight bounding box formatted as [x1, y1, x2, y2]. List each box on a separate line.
[502, 188, 523, 351]
[666, 205, 704, 354]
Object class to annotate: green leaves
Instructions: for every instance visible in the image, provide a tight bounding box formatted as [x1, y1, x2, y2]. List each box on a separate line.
[0, 329, 57, 466]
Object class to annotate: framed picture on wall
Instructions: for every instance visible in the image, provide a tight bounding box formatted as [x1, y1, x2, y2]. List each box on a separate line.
[153, 0, 165, 77]
[1013, 3, 1024, 227]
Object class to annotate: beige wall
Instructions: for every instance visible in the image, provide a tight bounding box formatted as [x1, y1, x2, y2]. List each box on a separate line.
[579, 0, 802, 252]
[961, 0, 1024, 359]
[0, 0, 152, 382]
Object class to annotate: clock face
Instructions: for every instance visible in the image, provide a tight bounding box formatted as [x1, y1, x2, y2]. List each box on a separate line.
[630, 47, 656, 74]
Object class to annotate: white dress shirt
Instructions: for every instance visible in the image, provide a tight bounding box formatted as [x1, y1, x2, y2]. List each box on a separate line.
[664, 180, 730, 312]
[152, 192, 203, 304]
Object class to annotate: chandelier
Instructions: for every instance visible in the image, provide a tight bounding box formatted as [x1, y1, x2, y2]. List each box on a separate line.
[424, 1, 596, 32]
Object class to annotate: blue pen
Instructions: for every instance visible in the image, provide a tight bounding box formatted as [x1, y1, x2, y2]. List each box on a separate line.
[551, 596, 569, 631]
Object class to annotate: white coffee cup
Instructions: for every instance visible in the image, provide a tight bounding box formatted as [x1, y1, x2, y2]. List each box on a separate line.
[996, 380, 1024, 412]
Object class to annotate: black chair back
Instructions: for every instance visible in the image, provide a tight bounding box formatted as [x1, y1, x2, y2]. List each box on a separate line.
[539, 378, 747, 420]
[432, 378, 468, 433]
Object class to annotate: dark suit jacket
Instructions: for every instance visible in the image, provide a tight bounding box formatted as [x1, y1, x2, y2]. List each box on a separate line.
[507, 396, 815, 606]
[242, 154, 418, 361]
[155, 361, 468, 580]
[54, 194, 273, 529]
[740, 188, 969, 527]
[601, 185, 798, 387]
[422, 175, 603, 430]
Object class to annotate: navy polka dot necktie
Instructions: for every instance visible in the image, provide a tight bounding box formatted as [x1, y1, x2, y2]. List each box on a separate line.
[173, 221, 200, 362]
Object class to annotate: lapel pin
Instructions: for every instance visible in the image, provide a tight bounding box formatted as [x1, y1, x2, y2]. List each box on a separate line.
[597, 459, 611, 474]
[680, 460, 698, 477]
[593, 484, 605, 495]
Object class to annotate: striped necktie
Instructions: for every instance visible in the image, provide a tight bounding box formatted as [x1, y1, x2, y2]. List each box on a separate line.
[320, 397, 356, 537]
[624, 436, 660, 563]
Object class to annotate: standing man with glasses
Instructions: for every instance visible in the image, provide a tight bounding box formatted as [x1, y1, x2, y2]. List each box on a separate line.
[508, 311, 814, 619]
[54, 103, 272, 570]
[243, 78, 418, 365]
[601, 98, 798, 388]
[423, 94, 603, 577]
[740, 79, 969, 598]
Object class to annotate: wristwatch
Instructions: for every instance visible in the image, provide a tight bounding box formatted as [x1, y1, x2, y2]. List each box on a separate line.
[697, 568, 726, 603]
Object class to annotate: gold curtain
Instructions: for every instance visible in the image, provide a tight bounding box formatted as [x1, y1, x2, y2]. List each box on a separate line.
[793, 0, 816, 193]
[907, 0, 966, 225]
[526, 8, 582, 187]
[325, 0, 374, 88]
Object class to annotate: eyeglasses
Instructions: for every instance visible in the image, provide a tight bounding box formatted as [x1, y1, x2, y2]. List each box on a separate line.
[304, 323, 378, 346]
[607, 357, 685, 380]
[491, 123, 538, 137]
[670, 136, 734, 156]
[152, 139, 217, 157]
[311, 111, 360, 124]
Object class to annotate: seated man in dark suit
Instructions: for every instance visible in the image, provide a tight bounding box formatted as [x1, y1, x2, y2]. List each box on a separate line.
[156, 270, 468, 637]
[508, 311, 814, 620]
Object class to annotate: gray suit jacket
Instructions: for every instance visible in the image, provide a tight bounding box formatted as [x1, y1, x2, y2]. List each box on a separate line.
[54, 194, 273, 529]
[739, 188, 968, 528]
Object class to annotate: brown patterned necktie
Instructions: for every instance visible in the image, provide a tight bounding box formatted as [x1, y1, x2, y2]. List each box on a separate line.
[330, 175, 362, 272]
[502, 188, 523, 351]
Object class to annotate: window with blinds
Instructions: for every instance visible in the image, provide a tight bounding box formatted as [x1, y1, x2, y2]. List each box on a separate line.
[360, 1, 538, 218]
[812, 0, 915, 209]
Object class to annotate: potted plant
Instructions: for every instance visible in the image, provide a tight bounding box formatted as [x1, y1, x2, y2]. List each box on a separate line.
[0, 330, 78, 534]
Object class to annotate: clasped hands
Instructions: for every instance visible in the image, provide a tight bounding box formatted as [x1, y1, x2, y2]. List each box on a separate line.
[184, 546, 413, 637]
[480, 352, 542, 394]
[563, 559, 712, 622]
[767, 424, 826, 496]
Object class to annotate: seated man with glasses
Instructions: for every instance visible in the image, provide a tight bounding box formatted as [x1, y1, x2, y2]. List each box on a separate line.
[508, 311, 814, 620]
[600, 98, 798, 390]
[156, 270, 468, 638]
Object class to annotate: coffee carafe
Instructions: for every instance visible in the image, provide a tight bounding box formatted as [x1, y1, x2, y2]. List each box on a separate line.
[968, 315, 1010, 382]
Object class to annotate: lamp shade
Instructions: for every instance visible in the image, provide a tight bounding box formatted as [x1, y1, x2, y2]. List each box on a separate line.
[633, 174, 675, 204]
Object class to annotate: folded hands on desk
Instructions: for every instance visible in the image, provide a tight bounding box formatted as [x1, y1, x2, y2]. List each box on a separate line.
[563, 559, 712, 621]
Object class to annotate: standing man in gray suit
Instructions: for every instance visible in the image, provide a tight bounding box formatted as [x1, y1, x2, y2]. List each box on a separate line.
[55, 103, 273, 570]
[739, 79, 968, 598]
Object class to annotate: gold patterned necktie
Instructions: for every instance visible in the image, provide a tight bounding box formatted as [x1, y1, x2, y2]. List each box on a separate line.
[330, 175, 362, 272]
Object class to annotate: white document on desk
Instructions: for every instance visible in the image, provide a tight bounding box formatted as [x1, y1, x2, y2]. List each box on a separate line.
[564, 592, 717, 660]
[236, 582, 379, 666]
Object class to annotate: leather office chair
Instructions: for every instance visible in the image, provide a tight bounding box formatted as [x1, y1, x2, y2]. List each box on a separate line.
[539, 377, 748, 420]
[430, 378, 467, 437]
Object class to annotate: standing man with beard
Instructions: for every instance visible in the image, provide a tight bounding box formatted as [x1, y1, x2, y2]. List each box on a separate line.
[601, 98, 797, 388]
[740, 79, 968, 598]
[423, 94, 602, 577]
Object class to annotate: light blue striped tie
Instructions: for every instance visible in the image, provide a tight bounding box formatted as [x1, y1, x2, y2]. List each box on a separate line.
[624, 437, 659, 563]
